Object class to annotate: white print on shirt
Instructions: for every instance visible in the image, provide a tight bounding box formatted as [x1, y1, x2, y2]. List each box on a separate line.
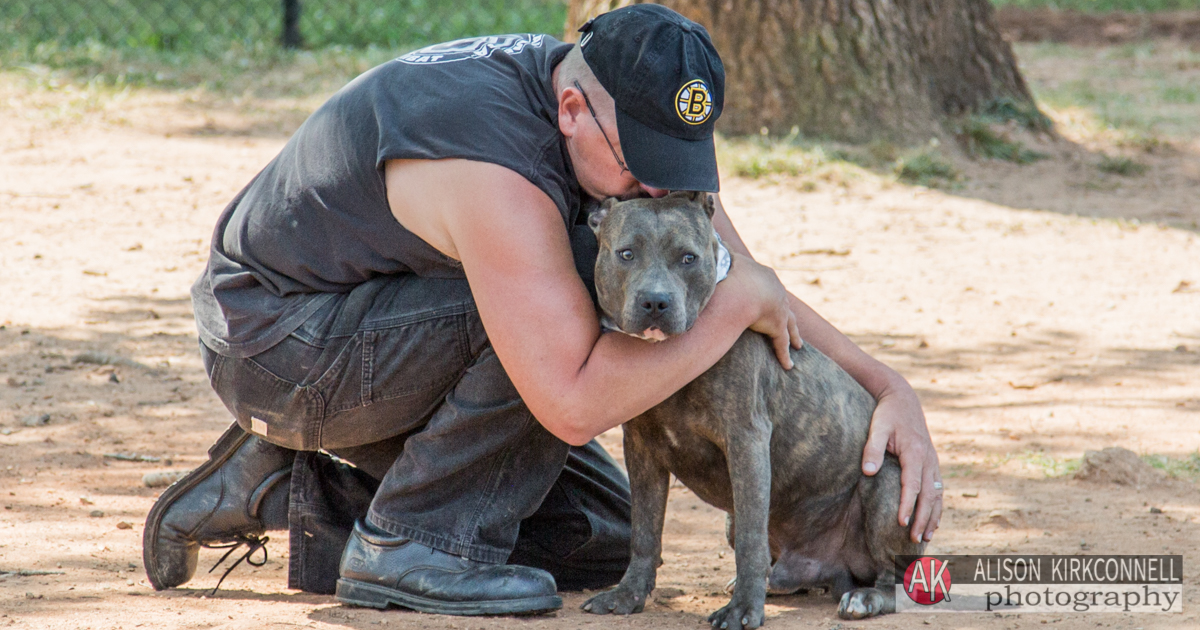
[398, 34, 545, 65]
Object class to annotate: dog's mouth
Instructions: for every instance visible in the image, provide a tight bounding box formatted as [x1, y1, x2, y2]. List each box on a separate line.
[641, 327, 668, 342]
[599, 316, 672, 343]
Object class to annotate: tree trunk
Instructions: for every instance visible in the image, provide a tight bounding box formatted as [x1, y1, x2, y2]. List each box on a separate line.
[564, 0, 1034, 143]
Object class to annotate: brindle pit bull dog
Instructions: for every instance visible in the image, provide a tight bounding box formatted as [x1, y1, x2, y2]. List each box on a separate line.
[581, 192, 923, 628]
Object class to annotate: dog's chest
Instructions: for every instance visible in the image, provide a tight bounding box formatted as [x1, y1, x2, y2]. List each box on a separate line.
[623, 331, 875, 514]
[626, 404, 737, 511]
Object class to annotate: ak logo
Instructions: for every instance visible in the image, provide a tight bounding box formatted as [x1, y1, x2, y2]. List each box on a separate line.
[903, 557, 952, 605]
[398, 34, 544, 65]
[675, 79, 713, 125]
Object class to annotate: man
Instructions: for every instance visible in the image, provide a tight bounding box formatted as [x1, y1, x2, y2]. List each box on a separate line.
[143, 4, 942, 616]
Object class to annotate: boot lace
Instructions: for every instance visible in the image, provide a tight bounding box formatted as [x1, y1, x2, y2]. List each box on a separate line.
[203, 534, 269, 595]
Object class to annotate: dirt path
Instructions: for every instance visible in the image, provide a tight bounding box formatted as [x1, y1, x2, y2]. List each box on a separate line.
[1, 55, 1199, 630]
[996, 8, 1200, 46]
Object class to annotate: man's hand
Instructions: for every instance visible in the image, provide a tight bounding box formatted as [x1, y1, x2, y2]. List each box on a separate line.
[711, 192, 942, 543]
[726, 253, 802, 369]
[861, 382, 942, 543]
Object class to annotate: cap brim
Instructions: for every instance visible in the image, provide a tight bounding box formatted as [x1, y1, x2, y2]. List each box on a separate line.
[616, 108, 720, 193]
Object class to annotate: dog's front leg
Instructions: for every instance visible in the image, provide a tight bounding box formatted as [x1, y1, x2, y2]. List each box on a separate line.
[709, 414, 771, 630]
[582, 426, 669, 615]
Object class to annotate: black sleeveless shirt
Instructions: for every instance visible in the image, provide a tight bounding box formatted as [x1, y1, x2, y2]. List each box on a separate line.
[192, 35, 579, 358]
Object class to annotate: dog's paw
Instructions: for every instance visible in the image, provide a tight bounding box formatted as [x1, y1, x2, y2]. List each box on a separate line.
[706, 596, 764, 630]
[837, 588, 886, 619]
[582, 586, 648, 615]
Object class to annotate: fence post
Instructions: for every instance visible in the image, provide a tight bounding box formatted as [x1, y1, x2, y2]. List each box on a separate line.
[282, 0, 302, 48]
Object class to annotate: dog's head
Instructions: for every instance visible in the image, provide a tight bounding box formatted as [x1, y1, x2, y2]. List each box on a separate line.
[589, 191, 722, 341]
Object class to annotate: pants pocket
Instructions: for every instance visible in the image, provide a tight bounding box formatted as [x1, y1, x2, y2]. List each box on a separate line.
[315, 311, 477, 450]
[208, 349, 323, 451]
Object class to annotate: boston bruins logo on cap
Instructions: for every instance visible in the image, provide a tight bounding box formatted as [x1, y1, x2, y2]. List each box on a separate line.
[675, 79, 713, 125]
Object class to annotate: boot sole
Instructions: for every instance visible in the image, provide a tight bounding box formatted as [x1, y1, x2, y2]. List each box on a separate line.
[142, 423, 251, 591]
[336, 578, 562, 616]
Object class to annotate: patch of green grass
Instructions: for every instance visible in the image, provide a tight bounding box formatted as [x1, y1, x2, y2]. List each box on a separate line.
[1115, 133, 1172, 154]
[982, 97, 1054, 132]
[991, 0, 1200, 11]
[893, 150, 958, 186]
[0, 1, 570, 102]
[1017, 41, 1200, 141]
[0, 1, 572, 109]
[942, 463, 976, 479]
[1022, 452, 1082, 478]
[0, 1, 568, 52]
[728, 146, 825, 179]
[1162, 85, 1199, 104]
[1097, 154, 1147, 175]
[717, 131, 864, 187]
[1143, 452, 1200, 481]
[957, 116, 1048, 164]
[2, 39, 410, 104]
[984, 449, 1081, 478]
[721, 127, 967, 190]
[865, 139, 900, 164]
[718, 132, 961, 190]
[1043, 78, 1103, 108]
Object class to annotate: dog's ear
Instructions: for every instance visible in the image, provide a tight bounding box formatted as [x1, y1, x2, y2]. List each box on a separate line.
[588, 197, 618, 235]
[697, 192, 715, 219]
[681, 191, 715, 219]
[667, 191, 715, 219]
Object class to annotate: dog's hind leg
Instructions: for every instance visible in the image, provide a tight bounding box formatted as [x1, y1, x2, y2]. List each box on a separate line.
[838, 583, 891, 619]
[838, 455, 923, 619]
[837, 567, 902, 619]
[582, 426, 670, 616]
[708, 410, 772, 630]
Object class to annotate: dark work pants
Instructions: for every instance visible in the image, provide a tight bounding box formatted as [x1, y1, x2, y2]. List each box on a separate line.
[199, 268, 630, 594]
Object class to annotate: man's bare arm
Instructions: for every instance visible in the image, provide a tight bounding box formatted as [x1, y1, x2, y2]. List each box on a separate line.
[710, 194, 943, 544]
[386, 159, 798, 446]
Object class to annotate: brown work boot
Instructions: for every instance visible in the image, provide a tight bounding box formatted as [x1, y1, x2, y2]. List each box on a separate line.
[142, 422, 293, 590]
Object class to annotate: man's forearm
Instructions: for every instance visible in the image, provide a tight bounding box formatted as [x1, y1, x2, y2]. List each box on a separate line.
[786, 293, 907, 401]
[710, 194, 907, 401]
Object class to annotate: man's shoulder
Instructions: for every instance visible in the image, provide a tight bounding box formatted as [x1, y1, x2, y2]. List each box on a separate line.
[356, 34, 568, 89]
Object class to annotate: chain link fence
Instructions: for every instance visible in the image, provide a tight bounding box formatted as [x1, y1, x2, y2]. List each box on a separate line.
[1, 1, 569, 52]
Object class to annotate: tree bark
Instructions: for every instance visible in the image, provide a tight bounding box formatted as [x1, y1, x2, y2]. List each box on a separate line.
[564, 0, 1034, 143]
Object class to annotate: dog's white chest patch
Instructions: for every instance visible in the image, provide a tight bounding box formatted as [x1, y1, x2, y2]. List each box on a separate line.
[714, 231, 731, 283]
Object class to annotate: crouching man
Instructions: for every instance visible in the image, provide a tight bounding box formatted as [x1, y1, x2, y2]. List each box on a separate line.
[142, 4, 941, 616]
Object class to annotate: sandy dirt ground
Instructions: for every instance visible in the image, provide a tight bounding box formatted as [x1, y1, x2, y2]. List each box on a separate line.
[2, 38, 1199, 630]
[996, 8, 1200, 46]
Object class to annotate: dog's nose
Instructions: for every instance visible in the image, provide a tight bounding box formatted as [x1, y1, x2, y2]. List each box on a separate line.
[639, 292, 672, 317]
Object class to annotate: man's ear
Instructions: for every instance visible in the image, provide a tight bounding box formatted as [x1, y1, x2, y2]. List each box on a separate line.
[557, 86, 585, 138]
[588, 197, 618, 235]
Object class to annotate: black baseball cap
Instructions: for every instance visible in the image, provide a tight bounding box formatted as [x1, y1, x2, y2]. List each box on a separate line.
[578, 5, 724, 192]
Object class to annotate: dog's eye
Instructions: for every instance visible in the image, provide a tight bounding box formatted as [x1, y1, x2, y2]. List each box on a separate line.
[618, 249, 634, 261]
[682, 253, 696, 265]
